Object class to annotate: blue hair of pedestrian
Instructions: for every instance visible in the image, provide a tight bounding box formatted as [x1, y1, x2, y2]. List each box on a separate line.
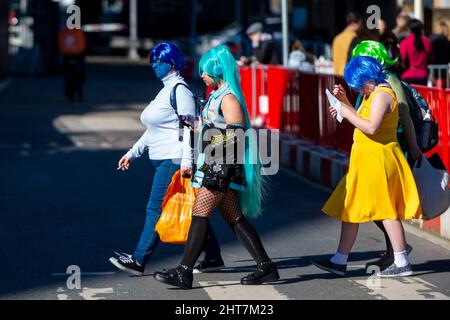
[344, 56, 387, 91]
[198, 44, 267, 218]
[149, 42, 185, 71]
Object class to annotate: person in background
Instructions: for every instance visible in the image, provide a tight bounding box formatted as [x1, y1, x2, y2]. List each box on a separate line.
[430, 21, 450, 87]
[378, 18, 405, 76]
[332, 11, 363, 76]
[430, 21, 450, 65]
[58, 27, 86, 102]
[347, 25, 379, 62]
[400, 19, 434, 85]
[288, 39, 315, 72]
[109, 43, 225, 276]
[240, 22, 280, 65]
[393, 12, 411, 43]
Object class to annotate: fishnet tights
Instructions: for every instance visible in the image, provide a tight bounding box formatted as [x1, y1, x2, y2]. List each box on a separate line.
[192, 187, 243, 224]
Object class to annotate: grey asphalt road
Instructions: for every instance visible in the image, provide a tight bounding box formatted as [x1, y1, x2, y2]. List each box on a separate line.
[1, 58, 450, 300]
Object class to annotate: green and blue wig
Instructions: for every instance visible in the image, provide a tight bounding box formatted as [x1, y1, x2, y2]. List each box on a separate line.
[351, 41, 395, 108]
[351, 40, 397, 69]
[199, 44, 266, 218]
[344, 56, 387, 91]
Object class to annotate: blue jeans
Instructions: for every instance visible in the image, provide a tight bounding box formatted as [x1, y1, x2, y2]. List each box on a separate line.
[133, 159, 180, 265]
[133, 159, 222, 265]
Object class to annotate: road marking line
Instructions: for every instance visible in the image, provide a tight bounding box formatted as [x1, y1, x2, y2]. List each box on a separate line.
[99, 142, 112, 148]
[79, 287, 114, 300]
[54, 115, 143, 133]
[51, 272, 116, 276]
[351, 277, 450, 300]
[56, 287, 70, 300]
[198, 281, 289, 300]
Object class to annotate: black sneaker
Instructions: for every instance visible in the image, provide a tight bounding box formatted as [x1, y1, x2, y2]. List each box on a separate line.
[376, 263, 414, 277]
[193, 258, 225, 274]
[366, 244, 413, 271]
[376, 243, 413, 258]
[311, 258, 347, 276]
[154, 265, 193, 289]
[240, 261, 280, 285]
[406, 244, 413, 256]
[365, 252, 395, 271]
[109, 252, 144, 276]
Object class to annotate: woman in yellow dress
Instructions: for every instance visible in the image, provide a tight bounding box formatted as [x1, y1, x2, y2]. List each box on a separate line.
[311, 56, 422, 277]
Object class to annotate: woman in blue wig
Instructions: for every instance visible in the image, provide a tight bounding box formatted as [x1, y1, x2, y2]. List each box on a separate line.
[343, 40, 421, 271]
[109, 42, 224, 276]
[154, 44, 279, 289]
[311, 56, 421, 278]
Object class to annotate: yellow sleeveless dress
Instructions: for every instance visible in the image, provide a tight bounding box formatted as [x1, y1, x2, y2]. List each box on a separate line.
[322, 86, 422, 223]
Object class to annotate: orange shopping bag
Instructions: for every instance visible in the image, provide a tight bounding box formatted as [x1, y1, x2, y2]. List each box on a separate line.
[155, 170, 198, 244]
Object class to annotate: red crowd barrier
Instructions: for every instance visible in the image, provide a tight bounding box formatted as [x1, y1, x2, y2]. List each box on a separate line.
[239, 66, 267, 123]
[317, 75, 357, 153]
[413, 85, 449, 171]
[238, 66, 356, 153]
[411, 86, 449, 233]
[265, 66, 290, 130]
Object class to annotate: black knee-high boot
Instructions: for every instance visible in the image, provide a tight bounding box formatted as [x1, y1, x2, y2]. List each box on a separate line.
[154, 216, 209, 289]
[374, 221, 393, 254]
[180, 216, 210, 268]
[230, 217, 270, 264]
[229, 217, 280, 284]
[202, 222, 223, 261]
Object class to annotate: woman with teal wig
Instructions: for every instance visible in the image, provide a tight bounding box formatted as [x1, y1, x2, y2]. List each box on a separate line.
[330, 41, 421, 272]
[154, 45, 279, 289]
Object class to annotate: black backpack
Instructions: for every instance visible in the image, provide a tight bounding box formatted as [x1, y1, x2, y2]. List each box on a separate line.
[355, 81, 439, 153]
[169, 83, 209, 161]
[170, 83, 191, 142]
[400, 81, 439, 152]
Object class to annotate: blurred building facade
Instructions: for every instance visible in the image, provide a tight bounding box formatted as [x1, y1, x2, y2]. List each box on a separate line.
[3, 0, 448, 76]
[8, 0, 60, 74]
[30, 0, 60, 74]
[0, 0, 8, 82]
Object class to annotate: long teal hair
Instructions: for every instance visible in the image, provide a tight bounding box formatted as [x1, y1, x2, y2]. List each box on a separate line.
[199, 44, 266, 218]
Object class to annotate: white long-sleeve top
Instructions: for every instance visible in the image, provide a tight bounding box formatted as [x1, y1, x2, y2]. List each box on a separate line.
[125, 72, 195, 168]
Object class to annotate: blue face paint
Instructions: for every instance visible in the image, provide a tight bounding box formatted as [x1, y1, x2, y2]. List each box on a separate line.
[152, 61, 173, 79]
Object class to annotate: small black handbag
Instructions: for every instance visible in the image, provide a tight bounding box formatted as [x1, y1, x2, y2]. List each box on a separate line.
[200, 162, 234, 192]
